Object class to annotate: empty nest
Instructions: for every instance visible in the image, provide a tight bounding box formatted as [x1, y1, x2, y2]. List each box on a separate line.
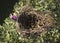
[16, 6, 55, 36]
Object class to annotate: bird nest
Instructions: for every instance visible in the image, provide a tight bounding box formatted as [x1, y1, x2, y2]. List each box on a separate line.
[15, 6, 55, 36]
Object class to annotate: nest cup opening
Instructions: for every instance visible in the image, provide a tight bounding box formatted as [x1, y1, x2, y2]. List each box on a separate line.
[17, 12, 38, 29]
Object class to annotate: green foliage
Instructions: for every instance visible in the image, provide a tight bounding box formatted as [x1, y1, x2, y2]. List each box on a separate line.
[0, 0, 60, 43]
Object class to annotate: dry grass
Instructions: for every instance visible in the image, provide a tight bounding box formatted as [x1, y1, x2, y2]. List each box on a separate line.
[15, 6, 55, 37]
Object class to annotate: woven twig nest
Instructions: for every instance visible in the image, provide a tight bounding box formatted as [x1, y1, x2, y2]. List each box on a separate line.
[16, 6, 55, 36]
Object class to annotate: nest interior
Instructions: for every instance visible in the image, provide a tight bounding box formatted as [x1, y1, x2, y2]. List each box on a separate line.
[16, 6, 55, 36]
